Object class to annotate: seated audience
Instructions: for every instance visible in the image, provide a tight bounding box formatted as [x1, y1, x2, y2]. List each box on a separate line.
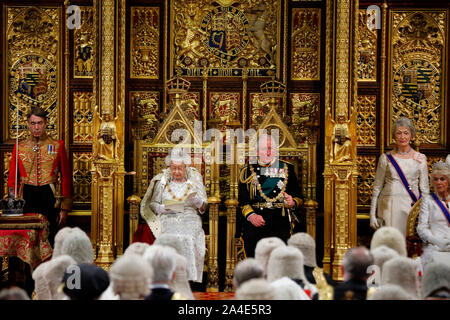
[370, 226, 407, 257]
[370, 245, 400, 274]
[254, 237, 285, 276]
[234, 278, 276, 300]
[60, 263, 110, 300]
[381, 257, 420, 299]
[421, 261, 450, 300]
[52, 227, 74, 258]
[266, 246, 317, 299]
[334, 246, 373, 300]
[232, 258, 264, 289]
[59, 227, 95, 264]
[109, 254, 152, 300]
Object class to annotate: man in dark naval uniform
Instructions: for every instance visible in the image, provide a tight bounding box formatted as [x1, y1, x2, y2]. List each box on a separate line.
[238, 133, 303, 257]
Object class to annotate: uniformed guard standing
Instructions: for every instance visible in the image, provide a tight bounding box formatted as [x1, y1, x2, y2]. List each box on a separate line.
[238, 133, 303, 257]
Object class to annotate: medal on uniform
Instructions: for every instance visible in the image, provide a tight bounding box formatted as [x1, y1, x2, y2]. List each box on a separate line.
[277, 180, 285, 189]
[47, 144, 55, 155]
[32, 145, 39, 152]
[266, 202, 272, 208]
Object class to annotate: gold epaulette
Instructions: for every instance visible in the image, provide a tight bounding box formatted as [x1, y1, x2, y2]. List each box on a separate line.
[239, 165, 253, 184]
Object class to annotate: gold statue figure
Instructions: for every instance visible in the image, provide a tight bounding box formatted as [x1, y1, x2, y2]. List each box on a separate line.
[331, 113, 352, 163]
[95, 105, 121, 161]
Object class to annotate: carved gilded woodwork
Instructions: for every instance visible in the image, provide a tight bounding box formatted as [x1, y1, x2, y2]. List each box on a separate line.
[3, 153, 12, 198]
[249, 94, 283, 129]
[5, 7, 61, 140]
[388, 10, 447, 146]
[73, 152, 93, 204]
[356, 95, 376, 146]
[170, 0, 281, 77]
[130, 7, 160, 79]
[290, 93, 320, 145]
[130, 91, 160, 142]
[74, 6, 94, 78]
[426, 156, 446, 178]
[169, 92, 201, 120]
[291, 8, 321, 80]
[73, 92, 94, 143]
[357, 9, 377, 81]
[209, 92, 240, 132]
[357, 155, 376, 207]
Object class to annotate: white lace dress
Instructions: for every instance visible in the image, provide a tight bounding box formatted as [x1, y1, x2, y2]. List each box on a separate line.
[417, 194, 450, 267]
[370, 152, 430, 237]
[142, 167, 207, 283]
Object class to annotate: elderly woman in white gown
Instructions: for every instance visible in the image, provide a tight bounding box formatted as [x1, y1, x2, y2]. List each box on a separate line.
[417, 162, 450, 267]
[140, 148, 207, 282]
[370, 117, 429, 236]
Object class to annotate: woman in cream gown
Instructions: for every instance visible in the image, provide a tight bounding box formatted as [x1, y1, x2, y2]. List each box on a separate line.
[417, 162, 450, 267]
[140, 148, 207, 282]
[370, 117, 429, 237]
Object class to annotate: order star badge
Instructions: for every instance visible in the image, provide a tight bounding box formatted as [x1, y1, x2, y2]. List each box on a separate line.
[277, 180, 285, 189]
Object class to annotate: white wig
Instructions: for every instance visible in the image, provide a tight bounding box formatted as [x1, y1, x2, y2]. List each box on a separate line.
[370, 245, 400, 274]
[266, 246, 306, 283]
[369, 284, 412, 300]
[60, 227, 95, 264]
[287, 232, 317, 267]
[234, 278, 276, 300]
[124, 242, 151, 257]
[381, 257, 420, 299]
[109, 254, 153, 300]
[171, 253, 194, 300]
[254, 237, 286, 275]
[421, 262, 450, 299]
[370, 226, 407, 257]
[233, 258, 264, 288]
[53, 227, 74, 258]
[165, 147, 191, 166]
[143, 245, 177, 283]
[271, 277, 311, 300]
[154, 233, 184, 255]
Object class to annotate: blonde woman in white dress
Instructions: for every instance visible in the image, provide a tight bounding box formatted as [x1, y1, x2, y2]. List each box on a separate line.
[370, 117, 430, 237]
[140, 148, 207, 282]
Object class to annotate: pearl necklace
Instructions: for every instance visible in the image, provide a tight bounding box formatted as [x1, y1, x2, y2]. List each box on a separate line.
[166, 181, 191, 201]
[397, 148, 411, 155]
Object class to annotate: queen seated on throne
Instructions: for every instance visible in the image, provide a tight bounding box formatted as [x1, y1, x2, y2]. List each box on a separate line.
[138, 148, 208, 283]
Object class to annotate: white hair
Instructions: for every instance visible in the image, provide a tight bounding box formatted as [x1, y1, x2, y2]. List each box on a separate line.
[370, 226, 407, 257]
[370, 245, 400, 274]
[53, 227, 74, 258]
[421, 262, 450, 299]
[171, 253, 194, 300]
[287, 232, 317, 267]
[430, 161, 450, 191]
[60, 227, 95, 264]
[392, 117, 416, 139]
[233, 258, 264, 288]
[165, 147, 191, 166]
[266, 246, 306, 282]
[124, 242, 151, 257]
[381, 257, 420, 299]
[154, 234, 184, 255]
[109, 254, 153, 300]
[254, 237, 286, 276]
[143, 245, 177, 283]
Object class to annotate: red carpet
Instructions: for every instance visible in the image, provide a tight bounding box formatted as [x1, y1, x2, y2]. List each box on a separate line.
[193, 292, 235, 300]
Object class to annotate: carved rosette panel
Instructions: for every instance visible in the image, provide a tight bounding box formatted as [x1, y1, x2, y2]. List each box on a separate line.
[357, 9, 377, 81]
[74, 6, 94, 78]
[357, 155, 376, 207]
[171, 0, 280, 77]
[209, 92, 240, 132]
[73, 92, 94, 143]
[130, 7, 160, 79]
[389, 11, 447, 145]
[290, 93, 320, 144]
[291, 8, 321, 80]
[6, 7, 60, 140]
[73, 152, 92, 204]
[3, 153, 12, 197]
[356, 95, 376, 146]
[130, 91, 160, 142]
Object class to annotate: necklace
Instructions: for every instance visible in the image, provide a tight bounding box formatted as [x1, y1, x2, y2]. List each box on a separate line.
[249, 163, 288, 205]
[166, 182, 191, 201]
[397, 148, 411, 155]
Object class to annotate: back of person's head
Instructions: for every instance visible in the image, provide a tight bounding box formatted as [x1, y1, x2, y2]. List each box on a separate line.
[143, 244, 177, 284]
[370, 226, 407, 257]
[271, 277, 311, 300]
[43, 255, 77, 300]
[124, 242, 151, 257]
[342, 246, 373, 281]
[287, 232, 317, 267]
[234, 278, 276, 300]
[154, 234, 184, 255]
[233, 258, 264, 288]
[421, 262, 450, 299]
[266, 246, 305, 282]
[32, 261, 52, 300]
[369, 284, 412, 300]
[61, 263, 110, 300]
[370, 245, 399, 273]
[53, 227, 74, 258]
[254, 237, 285, 275]
[60, 227, 94, 264]
[171, 253, 194, 300]
[0, 287, 30, 300]
[109, 254, 152, 300]
[381, 257, 419, 299]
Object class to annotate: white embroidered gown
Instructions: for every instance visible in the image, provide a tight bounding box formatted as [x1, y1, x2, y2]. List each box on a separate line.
[417, 194, 450, 267]
[147, 170, 207, 283]
[370, 152, 430, 237]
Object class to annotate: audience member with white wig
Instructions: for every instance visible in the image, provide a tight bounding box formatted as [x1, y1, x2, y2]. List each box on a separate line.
[369, 284, 412, 300]
[266, 245, 318, 299]
[381, 257, 420, 299]
[254, 237, 285, 276]
[109, 254, 152, 300]
[370, 245, 400, 275]
[370, 226, 407, 257]
[59, 227, 95, 264]
[234, 278, 276, 300]
[271, 277, 311, 300]
[52, 227, 74, 258]
[232, 258, 264, 289]
[421, 261, 450, 300]
[124, 242, 151, 257]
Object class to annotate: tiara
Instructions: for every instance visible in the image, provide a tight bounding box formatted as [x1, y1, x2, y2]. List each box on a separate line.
[431, 160, 450, 172]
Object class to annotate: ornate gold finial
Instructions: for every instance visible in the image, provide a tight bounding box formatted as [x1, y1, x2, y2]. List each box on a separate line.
[260, 78, 286, 99]
[215, 0, 237, 7]
[166, 75, 191, 95]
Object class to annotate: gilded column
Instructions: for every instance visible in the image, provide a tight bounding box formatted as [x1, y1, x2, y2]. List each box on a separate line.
[91, 0, 126, 269]
[323, 0, 359, 280]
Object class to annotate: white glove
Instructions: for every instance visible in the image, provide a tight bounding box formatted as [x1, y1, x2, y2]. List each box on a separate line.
[370, 214, 380, 230]
[155, 204, 171, 215]
[187, 195, 203, 209]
